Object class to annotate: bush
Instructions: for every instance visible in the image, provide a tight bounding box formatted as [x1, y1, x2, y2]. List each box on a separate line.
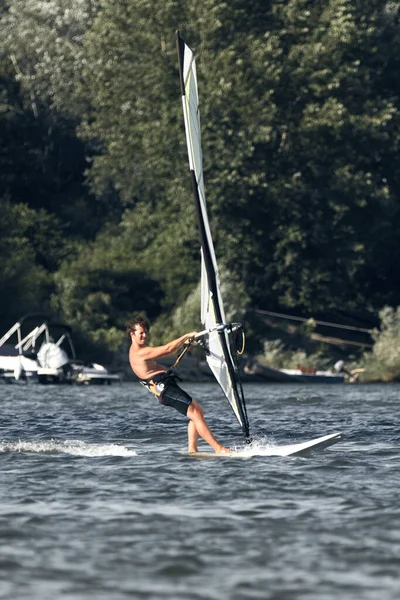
[360, 306, 400, 381]
[257, 339, 331, 371]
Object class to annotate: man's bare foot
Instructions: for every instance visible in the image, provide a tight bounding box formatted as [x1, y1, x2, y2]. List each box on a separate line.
[215, 445, 231, 454]
[188, 448, 198, 453]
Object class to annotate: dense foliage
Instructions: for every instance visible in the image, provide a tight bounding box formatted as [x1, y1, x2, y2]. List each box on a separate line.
[358, 306, 400, 381]
[1, 0, 400, 355]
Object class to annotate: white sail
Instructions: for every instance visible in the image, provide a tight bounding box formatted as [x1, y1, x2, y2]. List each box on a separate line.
[176, 32, 250, 438]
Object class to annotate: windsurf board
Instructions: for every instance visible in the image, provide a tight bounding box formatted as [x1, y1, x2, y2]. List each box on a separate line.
[182, 432, 342, 459]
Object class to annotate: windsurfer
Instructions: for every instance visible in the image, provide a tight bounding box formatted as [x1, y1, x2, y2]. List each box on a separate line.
[127, 315, 231, 454]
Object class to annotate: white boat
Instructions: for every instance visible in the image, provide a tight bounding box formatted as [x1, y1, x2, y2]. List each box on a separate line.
[0, 316, 40, 383]
[0, 345, 39, 383]
[72, 362, 121, 385]
[0, 315, 121, 385]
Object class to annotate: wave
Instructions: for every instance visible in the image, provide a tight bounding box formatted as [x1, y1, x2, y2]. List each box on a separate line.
[0, 439, 137, 457]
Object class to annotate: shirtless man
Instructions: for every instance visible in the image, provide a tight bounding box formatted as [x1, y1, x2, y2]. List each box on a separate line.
[127, 315, 230, 454]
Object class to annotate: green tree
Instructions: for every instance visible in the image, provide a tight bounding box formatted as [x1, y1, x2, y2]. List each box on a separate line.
[0, 0, 115, 239]
[52, 226, 164, 350]
[192, 1, 400, 315]
[2, 0, 400, 355]
[1, 0, 100, 116]
[0, 201, 51, 330]
[265, 0, 400, 314]
[79, 0, 202, 307]
[76, 0, 400, 321]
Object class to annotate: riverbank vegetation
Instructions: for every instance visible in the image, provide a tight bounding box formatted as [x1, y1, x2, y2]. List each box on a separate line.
[357, 307, 400, 382]
[1, 1, 400, 377]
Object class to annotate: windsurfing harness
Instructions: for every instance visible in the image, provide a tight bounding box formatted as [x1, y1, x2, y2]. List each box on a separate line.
[139, 369, 182, 397]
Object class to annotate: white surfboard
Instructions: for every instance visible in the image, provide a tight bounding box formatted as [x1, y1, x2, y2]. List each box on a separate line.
[182, 432, 342, 459]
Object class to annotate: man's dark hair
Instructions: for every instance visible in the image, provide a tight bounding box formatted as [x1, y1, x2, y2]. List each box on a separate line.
[126, 315, 150, 340]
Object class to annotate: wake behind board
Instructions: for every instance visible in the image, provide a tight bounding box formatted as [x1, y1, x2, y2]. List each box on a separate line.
[182, 432, 342, 459]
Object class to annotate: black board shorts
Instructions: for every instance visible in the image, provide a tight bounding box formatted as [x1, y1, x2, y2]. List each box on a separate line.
[151, 372, 193, 416]
[159, 380, 193, 416]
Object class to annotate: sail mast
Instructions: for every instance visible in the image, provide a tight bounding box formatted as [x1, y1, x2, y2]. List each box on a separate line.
[176, 31, 250, 439]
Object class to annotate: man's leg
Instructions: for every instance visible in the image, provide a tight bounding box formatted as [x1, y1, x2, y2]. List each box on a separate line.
[187, 420, 199, 453]
[186, 400, 230, 453]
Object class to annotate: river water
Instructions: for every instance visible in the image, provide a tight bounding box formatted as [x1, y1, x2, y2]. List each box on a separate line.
[0, 381, 399, 599]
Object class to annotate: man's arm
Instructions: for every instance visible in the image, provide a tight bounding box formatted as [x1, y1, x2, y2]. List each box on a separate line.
[138, 332, 197, 360]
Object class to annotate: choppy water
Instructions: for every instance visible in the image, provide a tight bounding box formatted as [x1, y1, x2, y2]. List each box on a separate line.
[0, 381, 399, 600]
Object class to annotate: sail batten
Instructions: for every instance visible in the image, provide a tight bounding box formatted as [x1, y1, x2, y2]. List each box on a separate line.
[176, 32, 250, 439]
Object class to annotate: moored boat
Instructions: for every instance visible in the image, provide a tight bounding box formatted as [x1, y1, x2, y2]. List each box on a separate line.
[0, 315, 121, 385]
